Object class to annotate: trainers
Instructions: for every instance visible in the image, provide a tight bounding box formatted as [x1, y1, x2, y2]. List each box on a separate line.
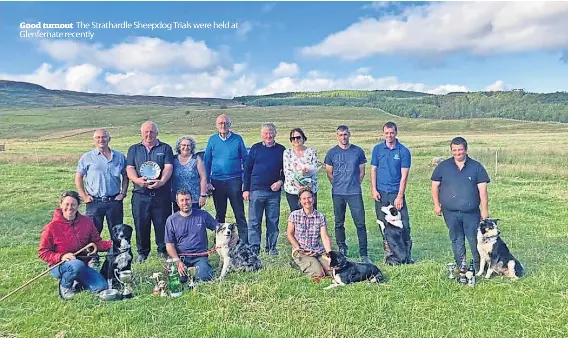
[59, 284, 75, 300]
[135, 255, 147, 264]
[361, 256, 372, 264]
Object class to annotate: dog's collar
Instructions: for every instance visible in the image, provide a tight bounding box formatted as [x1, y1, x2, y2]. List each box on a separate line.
[481, 234, 499, 243]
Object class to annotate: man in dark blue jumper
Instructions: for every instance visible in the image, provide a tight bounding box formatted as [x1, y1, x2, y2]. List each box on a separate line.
[431, 137, 490, 270]
[243, 123, 286, 255]
[204, 114, 249, 244]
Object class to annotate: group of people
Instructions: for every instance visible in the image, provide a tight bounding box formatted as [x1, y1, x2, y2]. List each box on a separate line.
[38, 113, 491, 300]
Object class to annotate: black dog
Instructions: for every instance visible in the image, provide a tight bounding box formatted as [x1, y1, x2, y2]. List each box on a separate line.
[477, 219, 524, 279]
[324, 250, 385, 289]
[377, 204, 409, 266]
[100, 224, 133, 288]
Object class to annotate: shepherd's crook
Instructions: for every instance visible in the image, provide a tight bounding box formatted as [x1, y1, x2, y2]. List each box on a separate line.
[0, 243, 98, 302]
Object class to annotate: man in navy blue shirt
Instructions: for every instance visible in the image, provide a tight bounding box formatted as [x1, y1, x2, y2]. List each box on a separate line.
[370, 121, 414, 264]
[324, 125, 370, 264]
[165, 189, 218, 282]
[204, 114, 249, 245]
[126, 121, 174, 263]
[431, 137, 490, 270]
[243, 123, 286, 255]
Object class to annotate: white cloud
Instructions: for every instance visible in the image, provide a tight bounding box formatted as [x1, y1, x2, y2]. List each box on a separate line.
[0, 62, 101, 92]
[484, 80, 508, 92]
[256, 71, 467, 95]
[272, 62, 299, 77]
[38, 37, 221, 72]
[301, 2, 568, 60]
[236, 21, 253, 39]
[261, 2, 276, 13]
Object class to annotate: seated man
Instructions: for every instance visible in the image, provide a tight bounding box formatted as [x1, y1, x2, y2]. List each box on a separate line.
[165, 189, 218, 282]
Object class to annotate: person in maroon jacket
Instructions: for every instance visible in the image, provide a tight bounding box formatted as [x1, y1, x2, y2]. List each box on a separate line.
[38, 191, 112, 300]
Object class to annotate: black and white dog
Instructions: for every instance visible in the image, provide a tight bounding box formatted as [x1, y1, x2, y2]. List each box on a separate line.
[324, 250, 385, 289]
[215, 223, 263, 281]
[477, 218, 524, 279]
[377, 204, 409, 266]
[100, 223, 133, 288]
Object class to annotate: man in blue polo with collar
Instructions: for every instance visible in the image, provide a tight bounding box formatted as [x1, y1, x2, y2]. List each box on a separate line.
[370, 121, 414, 264]
[431, 136, 490, 271]
[75, 128, 129, 267]
[126, 121, 174, 263]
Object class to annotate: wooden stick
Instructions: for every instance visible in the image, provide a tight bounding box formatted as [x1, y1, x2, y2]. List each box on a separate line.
[0, 243, 97, 302]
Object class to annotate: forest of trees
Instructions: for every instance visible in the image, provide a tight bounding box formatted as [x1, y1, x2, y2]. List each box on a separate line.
[234, 90, 568, 123]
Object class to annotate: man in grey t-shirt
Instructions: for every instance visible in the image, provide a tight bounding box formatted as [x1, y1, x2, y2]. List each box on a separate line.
[324, 125, 370, 264]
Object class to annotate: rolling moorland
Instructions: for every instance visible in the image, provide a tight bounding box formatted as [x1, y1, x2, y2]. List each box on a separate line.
[1, 81, 568, 337]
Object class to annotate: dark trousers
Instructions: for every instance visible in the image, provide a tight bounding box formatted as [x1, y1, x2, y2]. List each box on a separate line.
[248, 190, 282, 252]
[85, 199, 123, 236]
[442, 209, 480, 268]
[374, 191, 411, 242]
[285, 191, 318, 212]
[211, 178, 248, 245]
[332, 194, 368, 257]
[131, 192, 171, 256]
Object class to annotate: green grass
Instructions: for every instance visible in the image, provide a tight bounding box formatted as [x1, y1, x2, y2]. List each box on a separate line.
[1, 106, 568, 337]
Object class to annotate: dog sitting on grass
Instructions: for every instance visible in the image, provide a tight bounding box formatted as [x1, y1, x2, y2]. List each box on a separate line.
[477, 218, 524, 279]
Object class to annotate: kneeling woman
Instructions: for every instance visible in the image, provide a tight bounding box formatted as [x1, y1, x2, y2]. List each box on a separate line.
[38, 191, 111, 300]
[287, 187, 332, 278]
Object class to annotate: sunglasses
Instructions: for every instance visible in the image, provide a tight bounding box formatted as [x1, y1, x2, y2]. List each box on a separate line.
[290, 136, 303, 142]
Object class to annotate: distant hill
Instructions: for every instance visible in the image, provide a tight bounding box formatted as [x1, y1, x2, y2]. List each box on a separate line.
[235, 89, 568, 123]
[0, 80, 233, 108]
[3, 80, 568, 123]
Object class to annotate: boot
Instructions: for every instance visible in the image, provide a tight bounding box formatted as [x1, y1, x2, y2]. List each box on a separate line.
[405, 240, 415, 264]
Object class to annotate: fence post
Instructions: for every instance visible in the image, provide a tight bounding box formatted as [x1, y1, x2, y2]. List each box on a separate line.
[494, 149, 498, 179]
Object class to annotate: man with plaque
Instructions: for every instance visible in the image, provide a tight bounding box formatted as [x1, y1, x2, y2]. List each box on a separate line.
[126, 121, 174, 263]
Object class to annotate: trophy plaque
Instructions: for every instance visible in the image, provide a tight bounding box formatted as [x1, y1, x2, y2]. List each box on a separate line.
[140, 161, 161, 180]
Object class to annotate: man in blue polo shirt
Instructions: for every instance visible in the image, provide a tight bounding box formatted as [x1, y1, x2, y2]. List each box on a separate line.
[75, 128, 129, 267]
[126, 121, 174, 263]
[204, 114, 249, 245]
[324, 125, 370, 264]
[243, 122, 286, 256]
[431, 137, 490, 270]
[370, 121, 414, 264]
[165, 189, 218, 282]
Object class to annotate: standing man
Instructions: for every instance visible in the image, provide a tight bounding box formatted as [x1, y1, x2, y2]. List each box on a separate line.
[324, 125, 370, 264]
[243, 123, 286, 256]
[370, 121, 414, 264]
[431, 137, 490, 270]
[126, 121, 174, 263]
[204, 114, 249, 245]
[75, 128, 129, 267]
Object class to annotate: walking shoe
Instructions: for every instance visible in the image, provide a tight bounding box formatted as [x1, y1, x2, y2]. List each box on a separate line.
[135, 255, 147, 264]
[59, 284, 75, 300]
[360, 256, 372, 265]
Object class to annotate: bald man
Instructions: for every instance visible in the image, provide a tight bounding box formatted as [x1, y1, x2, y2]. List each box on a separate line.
[126, 121, 174, 263]
[75, 128, 129, 267]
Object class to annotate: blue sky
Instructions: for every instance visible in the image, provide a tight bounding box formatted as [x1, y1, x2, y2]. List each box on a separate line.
[1, 1, 568, 98]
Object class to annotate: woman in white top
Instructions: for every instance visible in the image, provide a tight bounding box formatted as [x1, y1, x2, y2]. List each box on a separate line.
[283, 128, 319, 211]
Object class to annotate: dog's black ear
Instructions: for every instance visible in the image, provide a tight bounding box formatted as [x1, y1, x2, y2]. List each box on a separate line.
[390, 207, 398, 216]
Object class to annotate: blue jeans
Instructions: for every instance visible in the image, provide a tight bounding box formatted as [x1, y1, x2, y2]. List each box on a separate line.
[211, 178, 248, 245]
[443, 209, 480, 268]
[332, 194, 368, 257]
[50, 259, 107, 292]
[180, 256, 213, 281]
[248, 190, 282, 252]
[85, 199, 123, 236]
[374, 191, 412, 242]
[131, 192, 171, 256]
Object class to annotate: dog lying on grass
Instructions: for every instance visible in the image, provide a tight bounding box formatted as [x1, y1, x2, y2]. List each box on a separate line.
[323, 250, 385, 289]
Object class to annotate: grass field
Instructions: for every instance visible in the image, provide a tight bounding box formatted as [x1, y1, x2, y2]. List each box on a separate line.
[1, 105, 568, 338]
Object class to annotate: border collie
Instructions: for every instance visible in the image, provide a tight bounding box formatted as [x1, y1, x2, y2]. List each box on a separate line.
[215, 223, 263, 281]
[477, 218, 524, 279]
[323, 250, 385, 289]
